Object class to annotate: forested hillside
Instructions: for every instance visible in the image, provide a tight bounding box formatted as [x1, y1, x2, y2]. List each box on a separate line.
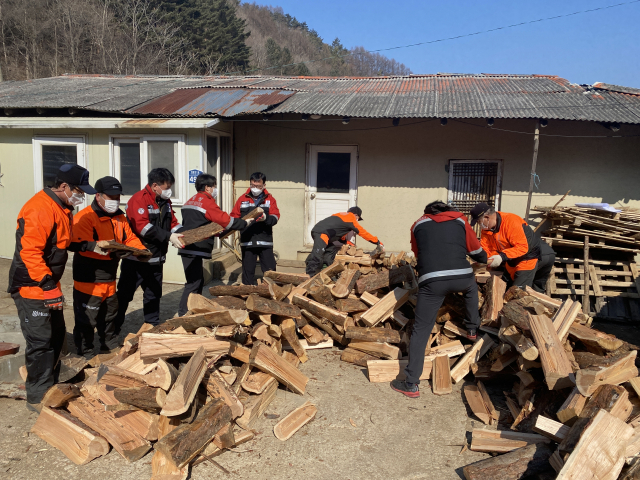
[0, 0, 411, 81]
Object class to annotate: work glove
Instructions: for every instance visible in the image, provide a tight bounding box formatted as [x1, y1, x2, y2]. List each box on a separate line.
[43, 286, 64, 310]
[377, 242, 385, 251]
[170, 233, 185, 249]
[488, 255, 503, 268]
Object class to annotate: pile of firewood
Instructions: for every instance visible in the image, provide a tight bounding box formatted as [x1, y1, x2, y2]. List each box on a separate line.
[26, 240, 640, 479]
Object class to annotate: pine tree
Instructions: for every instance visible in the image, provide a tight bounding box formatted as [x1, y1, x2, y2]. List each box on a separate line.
[155, 0, 251, 74]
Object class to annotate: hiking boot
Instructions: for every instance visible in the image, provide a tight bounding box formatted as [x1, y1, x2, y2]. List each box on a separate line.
[390, 379, 420, 398]
[26, 402, 42, 414]
[467, 329, 477, 340]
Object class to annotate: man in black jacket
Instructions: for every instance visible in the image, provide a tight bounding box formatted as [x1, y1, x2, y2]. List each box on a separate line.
[391, 201, 487, 398]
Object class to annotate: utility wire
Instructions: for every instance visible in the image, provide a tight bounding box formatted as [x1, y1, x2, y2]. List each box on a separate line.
[220, 0, 640, 76]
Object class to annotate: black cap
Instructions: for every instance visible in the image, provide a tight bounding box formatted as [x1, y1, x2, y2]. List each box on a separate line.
[348, 206, 363, 220]
[57, 164, 96, 194]
[95, 176, 123, 195]
[469, 202, 491, 226]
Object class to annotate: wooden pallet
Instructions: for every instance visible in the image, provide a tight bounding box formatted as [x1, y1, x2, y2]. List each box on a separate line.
[547, 258, 640, 321]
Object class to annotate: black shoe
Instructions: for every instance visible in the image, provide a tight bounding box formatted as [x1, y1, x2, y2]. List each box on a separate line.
[467, 329, 477, 340]
[390, 379, 420, 398]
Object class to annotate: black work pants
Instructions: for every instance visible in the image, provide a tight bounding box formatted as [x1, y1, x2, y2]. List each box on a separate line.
[179, 254, 205, 316]
[73, 288, 119, 357]
[115, 260, 164, 328]
[533, 251, 556, 293]
[241, 247, 276, 286]
[305, 233, 340, 276]
[404, 276, 479, 385]
[12, 293, 66, 404]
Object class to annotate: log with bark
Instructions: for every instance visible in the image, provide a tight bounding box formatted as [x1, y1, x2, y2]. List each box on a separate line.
[113, 387, 167, 411]
[154, 398, 232, 469]
[263, 271, 310, 286]
[245, 294, 302, 318]
[249, 343, 308, 395]
[528, 314, 575, 390]
[161, 347, 208, 417]
[209, 284, 271, 298]
[31, 406, 110, 465]
[575, 350, 637, 396]
[181, 207, 263, 246]
[97, 240, 151, 256]
[344, 326, 401, 344]
[463, 443, 554, 480]
[292, 295, 348, 327]
[480, 275, 507, 324]
[41, 383, 81, 408]
[354, 265, 414, 294]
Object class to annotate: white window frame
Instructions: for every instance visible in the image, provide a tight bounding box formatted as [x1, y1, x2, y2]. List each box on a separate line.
[109, 134, 187, 205]
[33, 135, 88, 208]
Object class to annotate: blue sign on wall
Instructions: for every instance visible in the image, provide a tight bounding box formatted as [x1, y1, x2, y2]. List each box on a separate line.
[188, 169, 203, 184]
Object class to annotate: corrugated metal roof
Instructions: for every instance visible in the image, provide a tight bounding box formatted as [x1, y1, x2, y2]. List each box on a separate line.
[0, 74, 639, 123]
[129, 88, 295, 117]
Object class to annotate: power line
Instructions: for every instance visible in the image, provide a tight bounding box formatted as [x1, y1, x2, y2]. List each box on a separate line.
[220, 0, 640, 76]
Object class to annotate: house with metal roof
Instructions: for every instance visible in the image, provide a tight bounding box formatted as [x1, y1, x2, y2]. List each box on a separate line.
[1, 74, 639, 282]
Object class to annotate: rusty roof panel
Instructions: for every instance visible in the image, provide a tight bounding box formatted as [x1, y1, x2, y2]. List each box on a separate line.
[129, 88, 295, 116]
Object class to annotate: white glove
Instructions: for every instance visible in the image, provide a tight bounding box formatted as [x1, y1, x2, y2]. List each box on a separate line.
[170, 233, 185, 248]
[91, 243, 109, 256]
[378, 242, 385, 251]
[488, 255, 503, 268]
[256, 213, 267, 222]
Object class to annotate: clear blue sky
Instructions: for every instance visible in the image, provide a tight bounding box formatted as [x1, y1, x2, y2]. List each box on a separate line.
[243, 0, 640, 88]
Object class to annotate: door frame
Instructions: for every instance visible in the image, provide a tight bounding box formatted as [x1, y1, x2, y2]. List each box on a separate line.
[447, 159, 503, 212]
[304, 144, 359, 246]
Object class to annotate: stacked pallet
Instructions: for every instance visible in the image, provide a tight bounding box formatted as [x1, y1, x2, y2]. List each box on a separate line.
[534, 204, 640, 321]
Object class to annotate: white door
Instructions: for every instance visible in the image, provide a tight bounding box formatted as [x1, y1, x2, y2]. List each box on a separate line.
[305, 145, 358, 245]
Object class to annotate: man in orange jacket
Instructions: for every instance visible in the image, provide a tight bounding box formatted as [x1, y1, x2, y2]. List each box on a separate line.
[470, 202, 556, 292]
[7, 164, 96, 411]
[305, 207, 384, 276]
[70, 177, 147, 357]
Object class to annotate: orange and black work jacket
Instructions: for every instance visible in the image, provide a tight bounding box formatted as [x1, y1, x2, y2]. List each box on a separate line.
[125, 185, 182, 263]
[480, 211, 541, 276]
[7, 189, 74, 299]
[70, 200, 146, 284]
[180, 191, 247, 257]
[230, 188, 280, 248]
[411, 211, 487, 285]
[311, 212, 380, 247]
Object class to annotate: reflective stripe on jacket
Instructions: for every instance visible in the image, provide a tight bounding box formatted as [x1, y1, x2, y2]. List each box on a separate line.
[230, 188, 280, 248]
[311, 212, 379, 246]
[480, 211, 540, 275]
[125, 185, 181, 261]
[180, 191, 246, 256]
[8, 189, 74, 298]
[71, 200, 146, 283]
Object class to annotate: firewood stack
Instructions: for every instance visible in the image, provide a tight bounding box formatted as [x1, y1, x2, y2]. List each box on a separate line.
[533, 204, 640, 321]
[26, 241, 640, 479]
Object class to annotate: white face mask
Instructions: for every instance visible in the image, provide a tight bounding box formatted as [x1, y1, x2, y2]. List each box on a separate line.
[160, 188, 172, 200]
[210, 187, 218, 199]
[480, 218, 490, 230]
[66, 190, 84, 207]
[250, 187, 263, 196]
[102, 199, 119, 214]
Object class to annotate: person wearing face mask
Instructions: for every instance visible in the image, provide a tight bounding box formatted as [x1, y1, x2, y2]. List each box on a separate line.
[470, 202, 556, 292]
[230, 172, 281, 286]
[177, 174, 250, 315]
[391, 201, 487, 398]
[7, 164, 96, 412]
[115, 168, 184, 327]
[69, 177, 147, 357]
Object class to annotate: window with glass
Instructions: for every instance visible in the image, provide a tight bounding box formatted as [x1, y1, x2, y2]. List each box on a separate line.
[112, 136, 184, 202]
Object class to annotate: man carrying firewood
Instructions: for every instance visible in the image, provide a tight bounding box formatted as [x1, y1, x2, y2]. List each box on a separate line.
[70, 176, 147, 357]
[114, 168, 184, 329]
[230, 172, 280, 286]
[8, 164, 97, 411]
[391, 201, 487, 398]
[178, 174, 251, 316]
[470, 202, 555, 292]
[305, 207, 384, 276]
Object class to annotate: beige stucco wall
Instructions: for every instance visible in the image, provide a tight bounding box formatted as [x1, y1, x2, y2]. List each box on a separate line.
[0, 122, 232, 283]
[233, 117, 640, 260]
